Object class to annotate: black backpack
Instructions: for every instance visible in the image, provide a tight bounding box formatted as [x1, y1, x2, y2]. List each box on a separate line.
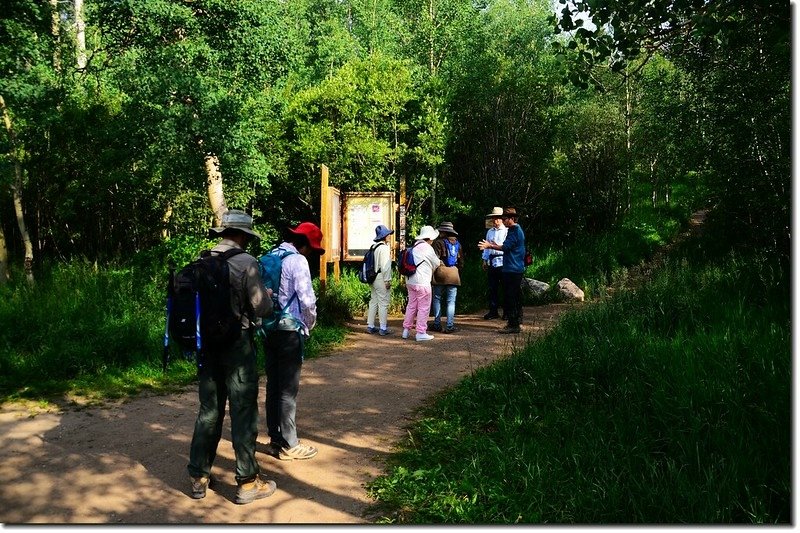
[166, 248, 245, 363]
[358, 242, 383, 284]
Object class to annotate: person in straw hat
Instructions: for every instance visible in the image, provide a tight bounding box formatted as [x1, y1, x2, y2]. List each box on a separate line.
[401, 225, 442, 341]
[187, 209, 277, 504]
[480, 207, 508, 320]
[430, 221, 464, 334]
[478, 207, 526, 334]
[366, 224, 394, 336]
[263, 221, 325, 462]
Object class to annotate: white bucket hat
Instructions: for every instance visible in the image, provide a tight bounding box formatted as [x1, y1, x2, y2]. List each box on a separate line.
[415, 225, 439, 241]
[485, 206, 503, 218]
[210, 209, 262, 239]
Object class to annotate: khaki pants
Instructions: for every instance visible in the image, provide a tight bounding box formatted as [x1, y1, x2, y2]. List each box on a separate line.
[367, 278, 391, 330]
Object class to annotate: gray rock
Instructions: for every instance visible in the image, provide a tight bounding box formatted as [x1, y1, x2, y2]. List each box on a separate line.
[556, 278, 584, 302]
[521, 278, 550, 297]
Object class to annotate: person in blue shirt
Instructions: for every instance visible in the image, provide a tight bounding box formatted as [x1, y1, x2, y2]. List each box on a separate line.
[478, 207, 525, 334]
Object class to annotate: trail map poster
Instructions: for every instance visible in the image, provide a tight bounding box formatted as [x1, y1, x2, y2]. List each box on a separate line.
[343, 193, 395, 260]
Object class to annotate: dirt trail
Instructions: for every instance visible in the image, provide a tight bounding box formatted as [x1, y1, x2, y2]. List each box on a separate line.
[0, 305, 572, 524]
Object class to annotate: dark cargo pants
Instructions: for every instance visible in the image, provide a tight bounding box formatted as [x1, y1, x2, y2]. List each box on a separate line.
[187, 332, 261, 484]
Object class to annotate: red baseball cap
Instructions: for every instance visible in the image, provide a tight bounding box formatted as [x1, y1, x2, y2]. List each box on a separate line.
[289, 222, 325, 254]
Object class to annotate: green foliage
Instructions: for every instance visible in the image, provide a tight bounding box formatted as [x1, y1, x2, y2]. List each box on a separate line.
[0, 262, 164, 398]
[551, 0, 789, 262]
[0, 261, 348, 402]
[285, 50, 416, 192]
[368, 249, 790, 523]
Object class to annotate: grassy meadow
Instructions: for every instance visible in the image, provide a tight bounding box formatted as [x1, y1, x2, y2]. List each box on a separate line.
[366, 234, 790, 523]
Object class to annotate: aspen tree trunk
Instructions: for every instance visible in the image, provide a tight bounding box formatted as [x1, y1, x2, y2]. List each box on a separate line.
[427, 0, 438, 219]
[0, 217, 9, 284]
[624, 73, 633, 213]
[161, 204, 173, 240]
[12, 174, 34, 283]
[0, 95, 34, 283]
[74, 0, 87, 69]
[50, 0, 61, 71]
[204, 154, 227, 226]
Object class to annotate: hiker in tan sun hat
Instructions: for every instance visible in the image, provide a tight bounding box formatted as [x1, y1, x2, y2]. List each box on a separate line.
[481, 207, 508, 320]
[478, 207, 526, 334]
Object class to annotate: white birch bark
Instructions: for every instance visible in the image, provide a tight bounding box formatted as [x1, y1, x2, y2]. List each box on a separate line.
[0, 217, 9, 284]
[1, 95, 34, 283]
[50, 0, 61, 71]
[204, 154, 227, 226]
[74, 0, 87, 69]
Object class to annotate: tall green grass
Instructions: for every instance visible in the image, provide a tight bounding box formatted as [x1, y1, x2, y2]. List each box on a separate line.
[0, 262, 167, 398]
[366, 252, 789, 523]
[527, 205, 687, 298]
[0, 260, 349, 403]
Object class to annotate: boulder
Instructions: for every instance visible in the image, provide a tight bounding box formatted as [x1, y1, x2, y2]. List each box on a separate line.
[556, 278, 584, 302]
[521, 278, 550, 298]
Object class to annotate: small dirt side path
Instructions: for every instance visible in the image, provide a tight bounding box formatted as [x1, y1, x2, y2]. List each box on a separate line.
[0, 305, 572, 524]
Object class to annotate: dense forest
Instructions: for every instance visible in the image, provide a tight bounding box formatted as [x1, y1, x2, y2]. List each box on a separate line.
[0, 0, 789, 276]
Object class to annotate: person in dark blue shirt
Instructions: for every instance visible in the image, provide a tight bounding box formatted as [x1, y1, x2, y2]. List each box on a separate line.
[478, 207, 525, 334]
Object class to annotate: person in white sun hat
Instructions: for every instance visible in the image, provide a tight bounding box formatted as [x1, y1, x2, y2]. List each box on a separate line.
[401, 225, 442, 341]
[481, 207, 507, 320]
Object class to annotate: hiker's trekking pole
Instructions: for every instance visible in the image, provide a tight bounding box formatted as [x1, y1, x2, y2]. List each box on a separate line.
[195, 290, 203, 371]
[163, 265, 175, 372]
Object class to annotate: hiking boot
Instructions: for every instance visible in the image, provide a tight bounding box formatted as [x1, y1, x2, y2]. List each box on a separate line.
[366, 326, 379, 334]
[189, 475, 214, 499]
[415, 333, 435, 341]
[264, 442, 282, 458]
[402, 328, 409, 339]
[499, 325, 520, 334]
[235, 477, 277, 504]
[444, 325, 458, 334]
[483, 311, 499, 320]
[277, 442, 318, 461]
[379, 328, 392, 336]
[429, 322, 442, 332]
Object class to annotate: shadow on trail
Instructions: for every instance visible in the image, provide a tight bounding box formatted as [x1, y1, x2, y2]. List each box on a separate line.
[0, 304, 570, 524]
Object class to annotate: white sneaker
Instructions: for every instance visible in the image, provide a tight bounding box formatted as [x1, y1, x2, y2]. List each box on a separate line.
[402, 328, 409, 339]
[415, 333, 435, 341]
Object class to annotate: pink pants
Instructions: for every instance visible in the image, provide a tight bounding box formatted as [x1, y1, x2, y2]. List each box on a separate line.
[403, 284, 432, 334]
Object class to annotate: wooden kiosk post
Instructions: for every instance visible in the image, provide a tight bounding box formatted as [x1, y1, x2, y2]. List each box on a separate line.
[319, 164, 341, 295]
[319, 164, 329, 294]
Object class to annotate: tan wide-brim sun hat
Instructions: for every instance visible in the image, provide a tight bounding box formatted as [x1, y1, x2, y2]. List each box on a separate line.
[485, 206, 503, 218]
[210, 209, 262, 239]
[415, 225, 439, 241]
